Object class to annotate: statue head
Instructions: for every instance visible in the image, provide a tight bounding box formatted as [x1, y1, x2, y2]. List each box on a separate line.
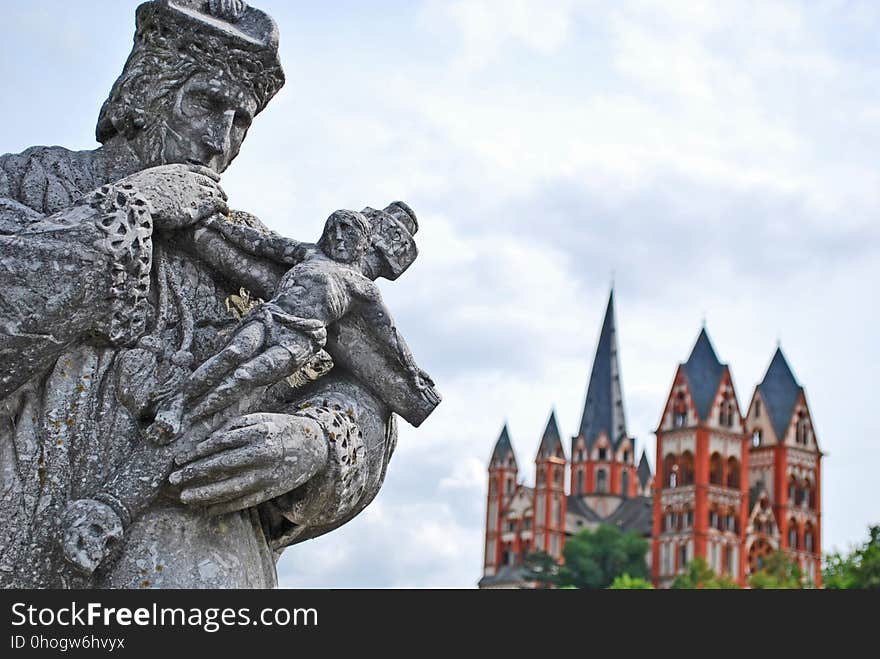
[361, 202, 419, 281]
[97, 0, 285, 173]
[319, 210, 373, 265]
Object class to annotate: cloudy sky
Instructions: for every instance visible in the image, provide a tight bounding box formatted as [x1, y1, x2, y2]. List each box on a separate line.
[1, 0, 877, 587]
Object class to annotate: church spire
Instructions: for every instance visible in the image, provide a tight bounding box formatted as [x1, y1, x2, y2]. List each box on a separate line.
[578, 289, 628, 449]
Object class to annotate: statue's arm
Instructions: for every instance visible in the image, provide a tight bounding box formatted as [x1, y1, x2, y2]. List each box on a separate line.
[257, 374, 396, 550]
[0, 183, 153, 399]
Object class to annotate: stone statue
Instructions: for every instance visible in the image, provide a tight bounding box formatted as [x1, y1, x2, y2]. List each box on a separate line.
[0, 0, 440, 588]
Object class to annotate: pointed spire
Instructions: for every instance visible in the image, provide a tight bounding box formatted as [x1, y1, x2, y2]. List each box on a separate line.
[539, 410, 565, 458]
[682, 327, 726, 421]
[758, 347, 803, 440]
[491, 423, 516, 467]
[578, 289, 628, 449]
[637, 450, 652, 488]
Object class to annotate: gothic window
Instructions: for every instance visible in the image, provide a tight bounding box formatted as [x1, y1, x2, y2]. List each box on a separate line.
[755, 400, 761, 418]
[623, 450, 630, 463]
[754, 521, 763, 534]
[553, 467, 562, 485]
[680, 451, 695, 486]
[752, 429, 762, 448]
[789, 522, 798, 550]
[621, 470, 630, 497]
[709, 453, 723, 486]
[685, 509, 693, 529]
[710, 509, 719, 529]
[506, 478, 514, 494]
[596, 469, 608, 494]
[726, 457, 740, 488]
[788, 476, 797, 503]
[598, 447, 608, 461]
[576, 469, 584, 495]
[523, 517, 532, 530]
[679, 544, 688, 570]
[804, 525, 814, 553]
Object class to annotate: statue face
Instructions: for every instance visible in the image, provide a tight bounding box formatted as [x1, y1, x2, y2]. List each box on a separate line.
[154, 73, 258, 172]
[321, 215, 371, 264]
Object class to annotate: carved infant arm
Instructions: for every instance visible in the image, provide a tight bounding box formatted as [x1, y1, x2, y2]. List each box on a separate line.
[0, 184, 153, 399]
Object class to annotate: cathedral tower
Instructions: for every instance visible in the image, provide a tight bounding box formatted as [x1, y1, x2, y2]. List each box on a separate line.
[570, 290, 638, 503]
[483, 424, 517, 577]
[743, 347, 823, 585]
[652, 328, 750, 587]
[533, 411, 567, 561]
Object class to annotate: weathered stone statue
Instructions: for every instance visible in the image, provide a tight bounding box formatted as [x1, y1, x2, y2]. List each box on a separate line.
[0, 0, 440, 588]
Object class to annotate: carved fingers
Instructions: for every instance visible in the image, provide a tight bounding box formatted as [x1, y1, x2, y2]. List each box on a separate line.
[115, 163, 229, 230]
[184, 321, 266, 402]
[171, 413, 329, 514]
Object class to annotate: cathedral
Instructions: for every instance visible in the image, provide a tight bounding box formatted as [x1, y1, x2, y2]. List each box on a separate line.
[478, 291, 823, 588]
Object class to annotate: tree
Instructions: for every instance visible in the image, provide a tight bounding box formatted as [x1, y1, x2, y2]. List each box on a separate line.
[748, 551, 805, 589]
[521, 550, 560, 588]
[671, 558, 740, 589]
[555, 524, 649, 589]
[824, 525, 880, 589]
[609, 574, 654, 589]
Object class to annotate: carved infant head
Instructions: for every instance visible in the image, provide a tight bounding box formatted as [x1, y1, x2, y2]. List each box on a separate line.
[319, 210, 373, 265]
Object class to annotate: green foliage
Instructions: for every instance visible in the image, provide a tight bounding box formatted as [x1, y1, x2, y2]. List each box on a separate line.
[671, 557, 740, 589]
[823, 525, 880, 589]
[555, 524, 650, 589]
[748, 550, 806, 589]
[521, 550, 560, 588]
[609, 573, 654, 589]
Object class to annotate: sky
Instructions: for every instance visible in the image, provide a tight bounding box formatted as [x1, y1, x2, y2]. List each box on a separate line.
[1, 0, 877, 587]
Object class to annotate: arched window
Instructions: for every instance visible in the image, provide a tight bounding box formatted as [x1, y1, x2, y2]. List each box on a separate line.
[553, 467, 562, 485]
[709, 507, 719, 530]
[621, 470, 630, 497]
[719, 396, 735, 427]
[788, 476, 797, 503]
[664, 454, 678, 488]
[726, 457, 740, 488]
[596, 469, 608, 494]
[804, 524, 814, 553]
[755, 399, 762, 418]
[576, 469, 584, 495]
[789, 521, 799, 550]
[709, 453, 723, 485]
[680, 451, 695, 486]
[752, 429, 762, 448]
[598, 446, 608, 461]
[684, 507, 693, 529]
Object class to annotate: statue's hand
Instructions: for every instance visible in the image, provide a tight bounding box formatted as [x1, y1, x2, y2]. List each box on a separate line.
[116, 163, 228, 230]
[59, 499, 124, 576]
[170, 412, 329, 516]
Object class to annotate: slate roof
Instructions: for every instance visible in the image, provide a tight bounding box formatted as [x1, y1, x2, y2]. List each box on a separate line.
[682, 327, 726, 421]
[577, 290, 628, 450]
[566, 495, 604, 524]
[477, 564, 529, 588]
[606, 496, 654, 537]
[637, 451, 652, 488]
[757, 347, 803, 441]
[491, 424, 516, 465]
[539, 410, 565, 458]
